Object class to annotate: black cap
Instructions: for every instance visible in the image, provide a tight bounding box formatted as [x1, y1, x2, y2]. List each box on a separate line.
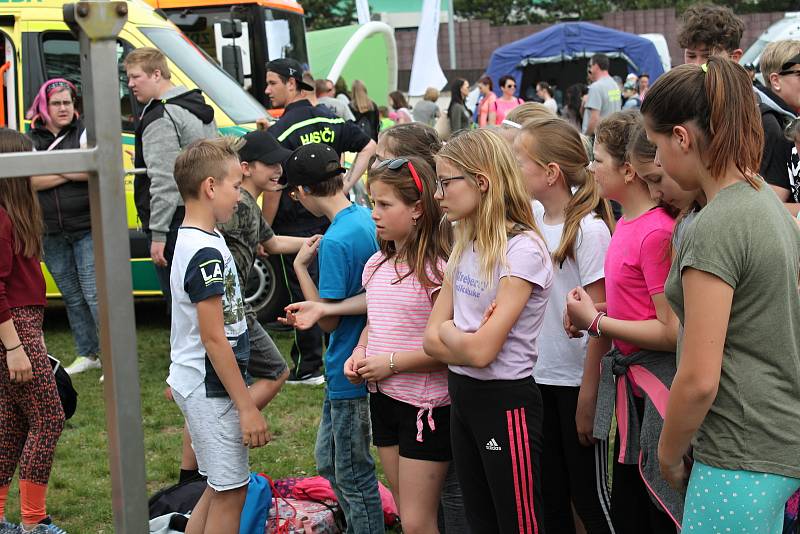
[781, 53, 800, 72]
[238, 131, 292, 165]
[285, 144, 345, 187]
[266, 58, 314, 91]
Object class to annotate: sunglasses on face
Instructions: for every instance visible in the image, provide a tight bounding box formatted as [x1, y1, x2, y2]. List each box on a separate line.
[375, 157, 423, 193]
[778, 68, 800, 78]
[505, 84, 516, 89]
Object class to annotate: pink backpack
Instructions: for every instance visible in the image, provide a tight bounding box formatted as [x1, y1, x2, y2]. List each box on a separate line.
[291, 475, 399, 527]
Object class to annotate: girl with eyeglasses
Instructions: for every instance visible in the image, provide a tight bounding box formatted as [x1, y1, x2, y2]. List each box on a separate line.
[642, 56, 800, 533]
[487, 75, 524, 127]
[514, 117, 616, 533]
[341, 155, 454, 534]
[424, 128, 553, 532]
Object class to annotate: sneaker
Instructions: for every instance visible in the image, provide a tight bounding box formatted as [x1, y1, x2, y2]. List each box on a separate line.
[25, 523, 67, 534]
[99, 374, 104, 384]
[0, 519, 20, 533]
[64, 356, 102, 375]
[286, 370, 325, 386]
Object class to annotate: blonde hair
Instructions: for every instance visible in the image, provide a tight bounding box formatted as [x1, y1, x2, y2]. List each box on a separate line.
[123, 47, 171, 79]
[437, 129, 541, 284]
[759, 39, 800, 78]
[519, 118, 614, 265]
[174, 137, 243, 200]
[424, 87, 440, 102]
[505, 102, 554, 124]
[351, 80, 373, 114]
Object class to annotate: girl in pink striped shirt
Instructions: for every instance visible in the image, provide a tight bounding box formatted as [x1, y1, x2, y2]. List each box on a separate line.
[343, 155, 453, 533]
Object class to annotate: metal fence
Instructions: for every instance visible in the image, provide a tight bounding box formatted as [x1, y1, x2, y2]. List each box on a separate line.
[0, 2, 147, 531]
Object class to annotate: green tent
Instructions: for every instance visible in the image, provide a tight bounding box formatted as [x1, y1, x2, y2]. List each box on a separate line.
[307, 22, 397, 107]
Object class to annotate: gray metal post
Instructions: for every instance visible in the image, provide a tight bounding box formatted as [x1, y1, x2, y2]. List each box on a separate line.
[447, 0, 456, 70]
[0, 2, 148, 532]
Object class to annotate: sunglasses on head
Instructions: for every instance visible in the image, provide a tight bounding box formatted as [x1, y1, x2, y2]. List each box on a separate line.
[375, 157, 423, 193]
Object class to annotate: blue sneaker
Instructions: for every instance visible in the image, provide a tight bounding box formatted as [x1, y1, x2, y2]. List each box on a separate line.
[0, 519, 20, 534]
[24, 524, 67, 534]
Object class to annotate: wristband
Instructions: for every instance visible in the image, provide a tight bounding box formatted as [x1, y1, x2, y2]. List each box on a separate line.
[4, 343, 22, 352]
[389, 352, 399, 374]
[587, 312, 606, 338]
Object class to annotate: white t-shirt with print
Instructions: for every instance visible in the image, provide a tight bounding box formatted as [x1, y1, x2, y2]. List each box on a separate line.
[167, 226, 249, 398]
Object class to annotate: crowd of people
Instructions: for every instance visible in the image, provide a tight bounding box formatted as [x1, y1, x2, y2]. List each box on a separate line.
[0, 3, 799, 534]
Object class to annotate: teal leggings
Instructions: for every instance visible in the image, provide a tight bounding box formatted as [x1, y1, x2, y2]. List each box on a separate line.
[682, 461, 800, 533]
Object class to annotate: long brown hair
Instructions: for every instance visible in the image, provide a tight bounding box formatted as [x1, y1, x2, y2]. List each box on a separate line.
[378, 123, 443, 170]
[351, 80, 374, 114]
[437, 129, 542, 284]
[640, 56, 763, 187]
[519, 118, 614, 265]
[0, 129, 43, 258]
[366, 156, 451, 290]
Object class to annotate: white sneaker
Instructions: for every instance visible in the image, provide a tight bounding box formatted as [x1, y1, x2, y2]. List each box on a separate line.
[99, 374, 104, 383]
[64, 356, 102, 375]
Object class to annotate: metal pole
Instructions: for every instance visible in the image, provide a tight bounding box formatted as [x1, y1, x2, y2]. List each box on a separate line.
[73, 3, 149, 532]
[0, 2, 148, 531]
[447, 0, 456, 70]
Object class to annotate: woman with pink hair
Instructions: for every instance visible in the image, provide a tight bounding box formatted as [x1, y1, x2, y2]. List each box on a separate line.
[26, 79, 102, 379]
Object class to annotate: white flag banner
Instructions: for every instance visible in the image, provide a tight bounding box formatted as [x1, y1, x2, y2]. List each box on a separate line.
[408, 0, 447, 96]
[355, 0, 371, 25]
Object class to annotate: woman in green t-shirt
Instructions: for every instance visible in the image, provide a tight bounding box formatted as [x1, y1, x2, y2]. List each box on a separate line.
[641, 56, 800, 533]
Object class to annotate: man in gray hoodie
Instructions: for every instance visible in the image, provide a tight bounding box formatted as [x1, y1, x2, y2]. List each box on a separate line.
[125, 47, 218, 302]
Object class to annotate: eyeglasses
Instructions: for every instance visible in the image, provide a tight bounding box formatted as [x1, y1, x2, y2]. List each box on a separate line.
[434, 176, 465, 197]
[375, 157, 423, 193]
[48, 100, 74, 108]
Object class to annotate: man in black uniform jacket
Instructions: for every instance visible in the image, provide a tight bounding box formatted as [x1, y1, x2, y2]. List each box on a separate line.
[263, 59, 376, 384]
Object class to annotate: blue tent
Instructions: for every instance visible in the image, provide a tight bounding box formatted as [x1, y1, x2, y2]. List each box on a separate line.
[486, 22, 665, 96]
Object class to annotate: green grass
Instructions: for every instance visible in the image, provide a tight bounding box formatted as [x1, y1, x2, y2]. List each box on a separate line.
[3, 300, 334, 533]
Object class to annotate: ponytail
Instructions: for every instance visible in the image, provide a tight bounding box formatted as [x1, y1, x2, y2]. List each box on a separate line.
[554, 166, 614, 265]
[640, 56, 763, 187]
[519, 118, 614, 265]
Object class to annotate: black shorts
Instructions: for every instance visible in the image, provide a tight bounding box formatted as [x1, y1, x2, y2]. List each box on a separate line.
[369, 389, 452, 462]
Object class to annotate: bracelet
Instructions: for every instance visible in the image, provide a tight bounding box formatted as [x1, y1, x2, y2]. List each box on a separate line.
[355, 344, 367, 352]
[389, 352, 399, 374]
[4, 342, 22, 352]
[587, 312, 606, 338]
[596, 314, 605, 338]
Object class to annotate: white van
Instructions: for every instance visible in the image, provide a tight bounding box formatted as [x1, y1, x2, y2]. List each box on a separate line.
[741, 13, 800, 73]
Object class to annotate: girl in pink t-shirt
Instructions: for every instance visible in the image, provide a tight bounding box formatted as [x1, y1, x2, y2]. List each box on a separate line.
[342, 155, 453, 532]
[565, 111, 678, 532]
[424, 129, 553, 532]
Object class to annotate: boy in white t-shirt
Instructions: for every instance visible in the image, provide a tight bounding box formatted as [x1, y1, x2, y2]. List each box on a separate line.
[168, 137, 268, 534]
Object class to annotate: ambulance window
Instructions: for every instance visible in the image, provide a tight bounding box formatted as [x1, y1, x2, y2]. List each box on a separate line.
[0, 33, 16, 129]
[41, 34, 139, 132]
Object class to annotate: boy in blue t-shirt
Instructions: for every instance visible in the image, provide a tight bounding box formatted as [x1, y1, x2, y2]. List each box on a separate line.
[286, 143, 384, 533]
[168, 138, 269, 534]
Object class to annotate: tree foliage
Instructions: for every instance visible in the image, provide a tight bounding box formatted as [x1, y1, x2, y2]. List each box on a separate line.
[303, 0, 357, 31]
[453, 0, 799, 25]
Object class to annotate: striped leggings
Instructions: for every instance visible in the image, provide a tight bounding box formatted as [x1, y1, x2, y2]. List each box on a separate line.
[448, 370, 544, 534]
[0, 306, 64, 486]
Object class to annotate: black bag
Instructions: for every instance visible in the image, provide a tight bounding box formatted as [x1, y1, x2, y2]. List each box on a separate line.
[148, 474, 207, 520]
[48, 355, 77, 420]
